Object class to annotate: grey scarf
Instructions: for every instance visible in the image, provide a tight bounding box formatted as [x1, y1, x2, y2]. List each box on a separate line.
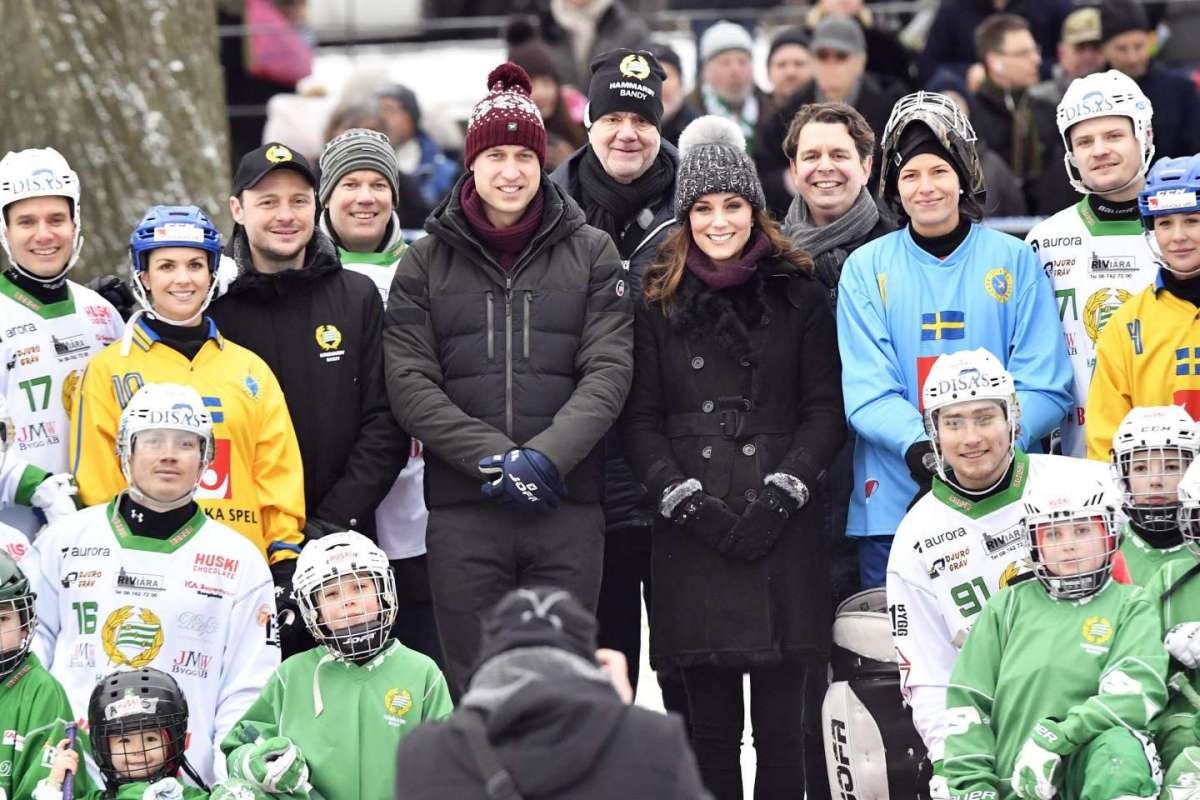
[782, 187, 880, 306]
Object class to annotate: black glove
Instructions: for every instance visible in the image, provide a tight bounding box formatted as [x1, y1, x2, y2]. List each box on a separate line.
[267, 558, 302, 642]
[725, 483, 804, 561]
[86, 274, 136, 321]
[302, 517, 345, 541]
[905, 440, 938, 510]
[668, 488, 740, 554]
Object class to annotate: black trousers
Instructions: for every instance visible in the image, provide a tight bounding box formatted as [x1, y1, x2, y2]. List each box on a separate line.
[389, 554, 444, 670]
[425, 501, 605, 696]
[595, 523, 690, 722]
[681, 660, 827, 800]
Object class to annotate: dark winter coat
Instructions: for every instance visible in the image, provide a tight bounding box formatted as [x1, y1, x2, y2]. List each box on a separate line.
[532, 1, 651, 89]
[622, 257, 846, 668]
[753, 74, 904, 219]
[210, 228, 408, 538]
[394, 676, 710, 800]
[383, 174, 633, 509]
[551, 142, 679, 530]
[1136, 62, 1200, 161]
[917, 0, 1072, 85]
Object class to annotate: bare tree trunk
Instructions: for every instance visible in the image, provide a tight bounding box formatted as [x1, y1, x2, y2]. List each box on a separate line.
[0, 0, 230, 282]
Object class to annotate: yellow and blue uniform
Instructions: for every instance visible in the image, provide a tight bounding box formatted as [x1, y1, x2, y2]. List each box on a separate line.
[69, 316, 305, 563]
[1087, 272, 1200, 461]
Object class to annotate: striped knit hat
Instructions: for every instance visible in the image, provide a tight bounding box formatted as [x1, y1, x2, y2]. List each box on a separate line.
[465, 63, 547, 167]
[318, 128, 400, 205]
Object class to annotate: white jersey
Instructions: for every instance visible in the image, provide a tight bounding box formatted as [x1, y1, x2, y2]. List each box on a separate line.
[886, 451, 1112, 761]
[0, 276, 123, 532]
[1026, 200, 1156, 457]
[337, 224, 428, 561]
[30, 500, 278, 785]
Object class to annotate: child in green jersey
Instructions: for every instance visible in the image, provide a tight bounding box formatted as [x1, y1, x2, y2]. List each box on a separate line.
[940, 476, 1167, 800]
[0, 549, 97, 800]
[222, 531, 452, 800]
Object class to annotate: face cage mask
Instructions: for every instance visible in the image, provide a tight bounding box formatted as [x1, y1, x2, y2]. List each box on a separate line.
[0, 594, 36, 679]
[301, 569, 399, 664]
[119, 430, 212, 513]
[1029, 511, 1119, 600]
[1115, 447, 1194, 534]
[881, 92, 986, 200]
[1179, 503, 1200, 558]
[926, 399, 1017, 492]
[95, 714, 187, 788]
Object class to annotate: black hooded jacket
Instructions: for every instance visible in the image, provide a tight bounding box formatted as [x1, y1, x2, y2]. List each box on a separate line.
[394, 676, 709, 799]
[210, 227, 409, 538]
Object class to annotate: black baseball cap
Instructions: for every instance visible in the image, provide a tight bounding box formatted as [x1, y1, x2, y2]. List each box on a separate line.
[232, 142, 318, 196]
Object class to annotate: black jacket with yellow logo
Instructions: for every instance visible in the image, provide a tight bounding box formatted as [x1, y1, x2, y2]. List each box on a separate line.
[211, 227, 408, 539]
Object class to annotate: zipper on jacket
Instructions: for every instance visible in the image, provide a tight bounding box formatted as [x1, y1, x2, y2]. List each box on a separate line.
[486, 292, 495, 361]
[523, 291, 532, 359]
[505, 276, 514, 437]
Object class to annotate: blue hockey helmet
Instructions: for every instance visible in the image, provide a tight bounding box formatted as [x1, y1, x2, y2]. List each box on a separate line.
[1139, 155, 1200, 229]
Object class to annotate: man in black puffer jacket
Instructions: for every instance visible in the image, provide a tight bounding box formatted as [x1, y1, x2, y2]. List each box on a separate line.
[394, 587, 711, 800]
[384, 64, 633, 695]
[211, 143, 410, 655]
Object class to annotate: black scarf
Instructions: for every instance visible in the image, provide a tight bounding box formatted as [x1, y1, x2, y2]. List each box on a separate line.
[576, 147, 674, 244]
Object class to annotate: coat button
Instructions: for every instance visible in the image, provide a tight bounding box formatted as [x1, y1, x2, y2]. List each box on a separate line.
[691, 356, 704, 370]
[701, 446, 712, 459]
[701, 400, 714, 413]
[741, 443, 756, 456]
[744, 488, 759, 502]
[740, 357, 751, 367]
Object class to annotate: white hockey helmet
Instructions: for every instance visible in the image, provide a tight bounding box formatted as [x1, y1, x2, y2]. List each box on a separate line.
[116, 383, 214, 510]
[1023, 475, 1121, 600]
[293, 531, 397, 664]
[1176, 459, 1200, 557]
[1057, 70, 1154, 195]
[922, 348, 1020, 479]
[880, 91, 986, 216]
[1111, 405, 1197, 533]
[0, 147, 83, 285]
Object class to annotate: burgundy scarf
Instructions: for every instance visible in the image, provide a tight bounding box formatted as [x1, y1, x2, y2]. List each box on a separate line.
[460, 178, 546, 271]
[685, 229, 773, 290]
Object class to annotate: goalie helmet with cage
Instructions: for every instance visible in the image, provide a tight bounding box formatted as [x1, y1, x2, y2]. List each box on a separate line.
[1057, 70, 1154, 195]
[293, 531, 397, 663]
[879, 91, 986, 217]
[0, 550, 36, 680]
[1023, 476, 1121, 600]
[1110, 405, 1197, 535]
[0, 147, 83, 285]
[88, 667, 205, 788]
[921, 348, 1020, 481]
[117, 383, 215, 510]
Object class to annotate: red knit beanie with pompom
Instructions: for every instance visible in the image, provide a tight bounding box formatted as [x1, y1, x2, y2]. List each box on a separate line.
[464, 63, 547, 167]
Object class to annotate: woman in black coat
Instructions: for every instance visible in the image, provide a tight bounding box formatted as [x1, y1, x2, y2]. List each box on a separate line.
[622, 115, 846, 800]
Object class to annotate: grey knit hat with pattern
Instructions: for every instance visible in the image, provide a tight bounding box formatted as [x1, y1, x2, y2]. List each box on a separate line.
[673, 115, 766, 220]
[317, 127, 400, 205]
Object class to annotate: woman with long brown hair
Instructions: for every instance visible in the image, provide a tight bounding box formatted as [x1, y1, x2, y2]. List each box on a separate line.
[623, 115, 846, 800]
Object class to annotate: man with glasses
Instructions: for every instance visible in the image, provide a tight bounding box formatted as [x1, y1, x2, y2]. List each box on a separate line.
[969, 14, 1072, 213]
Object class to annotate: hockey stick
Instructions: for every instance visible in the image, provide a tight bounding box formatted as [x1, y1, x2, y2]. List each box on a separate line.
[62, 723, 77, 800]
[1168, 672, 1200, 711]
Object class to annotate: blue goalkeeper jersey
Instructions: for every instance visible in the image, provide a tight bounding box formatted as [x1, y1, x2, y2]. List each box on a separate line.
[836, 223, 1072, 538]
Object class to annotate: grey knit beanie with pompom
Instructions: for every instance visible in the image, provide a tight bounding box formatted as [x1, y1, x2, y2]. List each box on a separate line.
[673, 115, 767, 221]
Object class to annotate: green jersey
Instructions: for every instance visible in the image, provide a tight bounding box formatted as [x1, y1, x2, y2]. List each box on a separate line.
[221, 640, 452, 800]
[1146, 557, 1200, 766]
[62, 778, 210, 800]
[943, 579, 1167, 800]
[1120, 524, 1191, 585]
[1, 653, 96, 800]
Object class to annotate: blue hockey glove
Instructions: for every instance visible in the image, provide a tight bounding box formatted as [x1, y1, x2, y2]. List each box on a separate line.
[479, 448, 565, 511]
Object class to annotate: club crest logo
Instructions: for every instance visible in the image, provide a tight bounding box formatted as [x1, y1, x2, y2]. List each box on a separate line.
[985, 267, 1013, 303]
[102, 606, 165, 668]
[619, 53, 651, 81]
